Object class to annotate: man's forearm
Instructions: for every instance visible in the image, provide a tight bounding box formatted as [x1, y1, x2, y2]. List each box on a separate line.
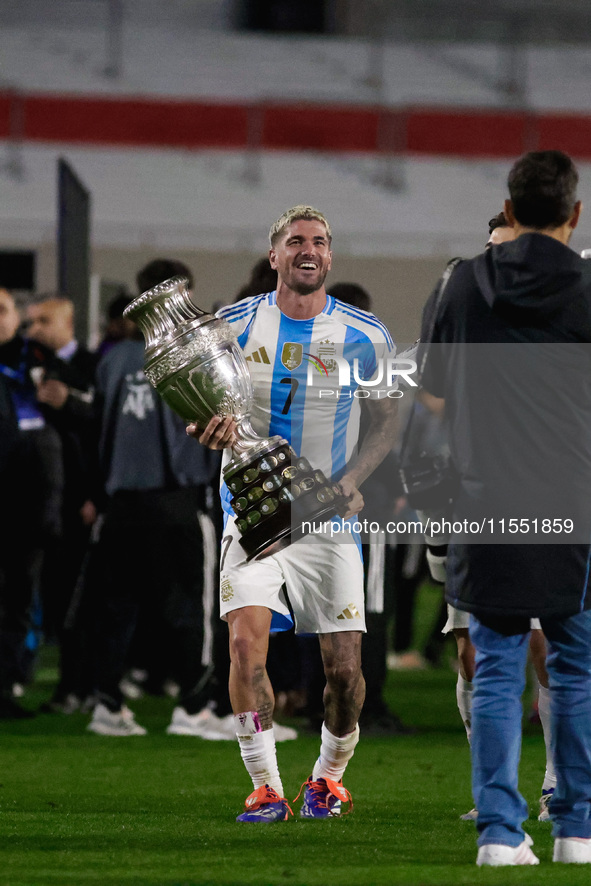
[343, 401, 399, 489]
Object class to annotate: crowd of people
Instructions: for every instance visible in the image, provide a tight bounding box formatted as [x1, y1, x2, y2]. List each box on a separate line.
[0, 251, 421, 740]
[1, 148, 590, 865]
[0, 267, 226, 733]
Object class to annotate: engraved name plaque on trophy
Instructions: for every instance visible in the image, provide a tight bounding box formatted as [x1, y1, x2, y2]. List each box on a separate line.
[124, 276, 348, 559]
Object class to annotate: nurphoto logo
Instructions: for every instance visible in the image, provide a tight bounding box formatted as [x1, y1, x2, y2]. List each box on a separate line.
[306, 355, 418, 399]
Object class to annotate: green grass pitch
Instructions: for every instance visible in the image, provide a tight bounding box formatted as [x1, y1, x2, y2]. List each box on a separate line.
[1, 588, 588, 886]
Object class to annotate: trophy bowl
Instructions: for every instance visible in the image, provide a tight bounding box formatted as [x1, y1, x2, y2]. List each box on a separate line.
[124, 276, 349, 559]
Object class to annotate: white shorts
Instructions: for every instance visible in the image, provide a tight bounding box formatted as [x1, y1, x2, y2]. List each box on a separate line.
[219, 518, 366, 635]
[443, 604, 542, 634]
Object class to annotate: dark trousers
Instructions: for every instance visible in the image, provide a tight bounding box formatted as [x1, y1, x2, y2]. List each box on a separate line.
[86, 488, 218, 713]
[0, 540, 43, 691]
[0, 426, 63, 692]
[39, 520, 94, 699]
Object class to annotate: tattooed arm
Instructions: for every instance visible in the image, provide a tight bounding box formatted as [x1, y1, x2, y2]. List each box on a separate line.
[337, 397, 399, 520]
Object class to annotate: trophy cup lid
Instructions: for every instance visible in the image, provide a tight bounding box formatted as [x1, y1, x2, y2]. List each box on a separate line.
[123, 276, 214, 352]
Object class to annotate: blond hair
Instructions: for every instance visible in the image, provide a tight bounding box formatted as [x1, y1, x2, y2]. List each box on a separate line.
[269, 205, 332, 247]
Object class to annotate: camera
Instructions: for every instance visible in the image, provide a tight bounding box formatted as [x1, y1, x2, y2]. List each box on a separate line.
[399, 451, 457, 511]
[399, 451, 456, 585]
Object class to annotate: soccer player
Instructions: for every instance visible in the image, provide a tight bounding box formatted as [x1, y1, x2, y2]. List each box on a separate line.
[188, 205, 398, 822]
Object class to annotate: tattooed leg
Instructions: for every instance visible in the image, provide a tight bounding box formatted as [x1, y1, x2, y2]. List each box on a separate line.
[227, 606, 274, 729]
[318, 631, 365, 736]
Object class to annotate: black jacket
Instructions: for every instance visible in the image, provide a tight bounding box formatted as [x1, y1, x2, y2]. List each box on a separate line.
[95, 339, 218, 503]
[0, 335, 64, 536]
[0, 335, 54, 465]
[421, 233, 591, 618]
[41, 343, 100, 512]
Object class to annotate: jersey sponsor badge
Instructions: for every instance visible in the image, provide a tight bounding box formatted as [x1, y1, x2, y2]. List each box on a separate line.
[281, 342, 303, 371]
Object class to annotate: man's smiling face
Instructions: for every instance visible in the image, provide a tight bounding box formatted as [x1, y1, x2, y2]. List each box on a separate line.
[269, 219, 332, 296]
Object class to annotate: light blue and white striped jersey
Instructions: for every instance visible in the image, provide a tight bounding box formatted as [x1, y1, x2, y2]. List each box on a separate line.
[217, 291, 395, 514]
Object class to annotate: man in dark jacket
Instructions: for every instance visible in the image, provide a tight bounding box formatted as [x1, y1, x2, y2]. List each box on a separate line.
[0, 288, 64, 717]
[25, 294, 99, 712]
[85, 260, 221, 737]
[420, 150, 591, 866]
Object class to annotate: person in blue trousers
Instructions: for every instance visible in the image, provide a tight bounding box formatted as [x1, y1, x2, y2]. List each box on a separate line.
[420, 149, 591, 866]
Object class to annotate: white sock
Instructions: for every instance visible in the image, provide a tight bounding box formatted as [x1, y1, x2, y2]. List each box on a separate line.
[426, 548, 447, 584]
[456, 673, 473, 742]
[312, 722, 359, 782]
[537, 684, 557, 791]
[234, 712, 283, 796]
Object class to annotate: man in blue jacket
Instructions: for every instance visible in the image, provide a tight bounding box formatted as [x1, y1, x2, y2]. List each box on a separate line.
[420, 150, 591, 866]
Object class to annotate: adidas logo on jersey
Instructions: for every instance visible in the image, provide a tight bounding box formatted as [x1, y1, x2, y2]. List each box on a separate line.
[246, 347, 270, 365]
[337, 604, 361, 621]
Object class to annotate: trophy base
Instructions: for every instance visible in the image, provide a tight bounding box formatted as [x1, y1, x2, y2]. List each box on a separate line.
[238, 493, 348, 561]
[223, 440, 348, 562]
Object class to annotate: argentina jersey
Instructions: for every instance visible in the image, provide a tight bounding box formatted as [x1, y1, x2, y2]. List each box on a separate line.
[216, 291, 395, 517]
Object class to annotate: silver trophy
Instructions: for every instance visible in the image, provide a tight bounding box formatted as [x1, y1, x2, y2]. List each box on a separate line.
[124, 276, 347, 559]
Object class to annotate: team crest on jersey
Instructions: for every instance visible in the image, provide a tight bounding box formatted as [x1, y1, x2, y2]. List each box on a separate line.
[281, 342, 303, 370]
[221, 578, 234, 603]
[317, 339, 338, 373]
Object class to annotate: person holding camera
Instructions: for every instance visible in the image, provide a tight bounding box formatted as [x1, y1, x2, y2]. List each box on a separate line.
[419, 150, 591, 866]
[417, 213, 556, 824]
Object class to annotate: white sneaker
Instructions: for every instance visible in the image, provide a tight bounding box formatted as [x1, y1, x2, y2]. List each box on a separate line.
[45, 693, 82, 714]
[119, 678, 144, 700]
[538, 788, 554, 821]
[386, 651, 428, 671]
[200, 713, 237, 741]
[163, 679, 180, 698]
[273, 721, 298, 741]
[477, 834, 539, 866]
[460, 808, 478, 821]
[87, 703, 147, 736]
[196, 712, 298, 742]
[553, 837, 591, 863]
[166, 706, 226, 737]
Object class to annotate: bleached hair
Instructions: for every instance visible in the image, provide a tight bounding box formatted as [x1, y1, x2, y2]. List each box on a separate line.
[269, 205, 332, 247]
